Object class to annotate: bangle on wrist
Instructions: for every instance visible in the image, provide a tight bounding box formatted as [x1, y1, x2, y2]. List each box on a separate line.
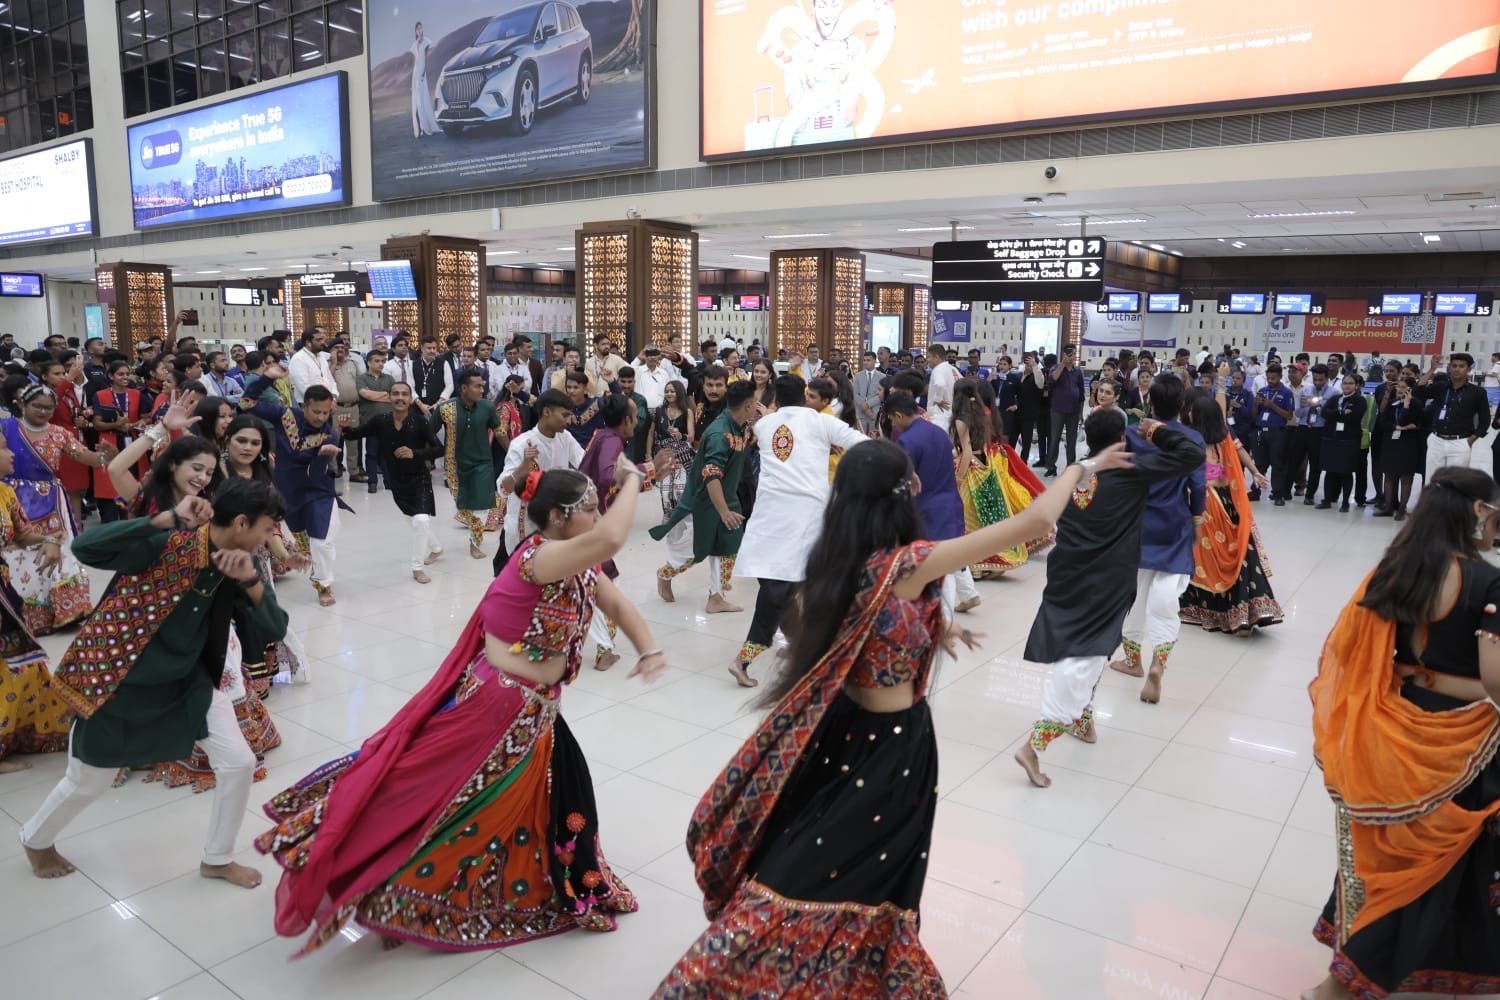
[636, 648, 663, 664]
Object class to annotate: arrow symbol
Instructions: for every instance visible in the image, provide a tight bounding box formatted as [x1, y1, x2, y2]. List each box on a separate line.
[1087, 239, 1103, 253]
[1085, 263, 1101, 277]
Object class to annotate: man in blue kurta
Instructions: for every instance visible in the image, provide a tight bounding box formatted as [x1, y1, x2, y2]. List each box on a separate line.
[1108, 374, 1206, 704]
[21, 481, 289, 888]
[883, 390, 980, 618]
[241, 371, 344, 605]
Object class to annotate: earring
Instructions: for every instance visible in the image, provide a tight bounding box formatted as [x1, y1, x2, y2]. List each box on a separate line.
[1476, 517, 1488, 542]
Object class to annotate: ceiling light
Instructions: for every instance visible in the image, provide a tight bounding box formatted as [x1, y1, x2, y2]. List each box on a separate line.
[733, 254, 769, 261]
[1231, 241, 1247, 249]
[1148, 244, 1165, 251]
[1057, 217, 1148, 227]
[195, 270, 222, 275]
[1422, 234, 1441, 243]
[865, 269, 885, 274]
[486, 250, 520, 256]
[1245, 210, 1357, 219]
[241, 266, 267, 271]
[897, 225, 976, 233]
[1216, 238, 1226, 242]
[902, 272, 928, 279]
[698, 238, 712, 243]
[762, 233, 831, 240]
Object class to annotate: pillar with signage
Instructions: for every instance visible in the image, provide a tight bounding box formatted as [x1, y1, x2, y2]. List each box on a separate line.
[94, 262, 174, 360]
[869, 283, 934, 351]
[575, 220, 698, 357]
[379, 235, 485, 345]
[768, 248, 866, 358]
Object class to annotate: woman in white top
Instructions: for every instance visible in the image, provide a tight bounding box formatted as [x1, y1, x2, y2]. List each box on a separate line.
[410, 22, 440, 138]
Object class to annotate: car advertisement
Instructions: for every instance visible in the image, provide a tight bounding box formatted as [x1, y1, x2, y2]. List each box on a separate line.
[700, 0, 1500, 157]
[366, 0, 652, 202]
[126, 73, 351, 230]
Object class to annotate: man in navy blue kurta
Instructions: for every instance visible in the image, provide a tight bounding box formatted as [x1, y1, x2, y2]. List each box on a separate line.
[885, 391, 980, 616]
[1109, 375, 1206, 703]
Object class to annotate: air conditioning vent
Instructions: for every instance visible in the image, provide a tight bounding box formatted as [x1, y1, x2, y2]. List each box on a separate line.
[1429, 191, 1493, 202]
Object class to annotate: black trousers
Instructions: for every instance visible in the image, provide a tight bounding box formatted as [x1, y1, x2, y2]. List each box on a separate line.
[747, 578, 795, 649]
[1018, 406, 1048, 466]
[1353, 447, 1371, 503]
[1254, 426, 1290, 500]
[1286, 426, 1323, 500]
[1047, 410, 1079, 470]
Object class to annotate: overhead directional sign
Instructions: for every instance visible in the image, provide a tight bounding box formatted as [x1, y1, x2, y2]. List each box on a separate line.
[931, 238, 1106, 303]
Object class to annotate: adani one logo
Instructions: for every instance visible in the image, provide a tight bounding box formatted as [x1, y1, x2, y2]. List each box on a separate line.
[139, 132, 183, 169]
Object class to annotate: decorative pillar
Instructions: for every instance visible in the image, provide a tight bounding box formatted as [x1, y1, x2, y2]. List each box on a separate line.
[868, 282, 931, 350]
[379, 235, 485, 344]
[576, 219, 698, 357]
[280, 277, 349, 338]
[768, 248, 865, 358]
[94, 262, 173, 360]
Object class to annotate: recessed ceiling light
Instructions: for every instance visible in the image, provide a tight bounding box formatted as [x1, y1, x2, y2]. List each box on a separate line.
[1422, 234, 1441, 243]
[1058, 218, 1148, 227]
[733, 254, 769, 261]
[241, 266, 267, 271]
[487, 250, 520, 256]
[1246, 210, 1357, 219]
[195, 270, 222, 275]
[762, 233, 831, 239]
[902, 272, 927, 278]
[555, 246, 573, 251]
[865, 269, 885, 274]
[1148, 244, 1165, 251]
[897, 225, 976, 233]
[1232, 241, 1248, 249]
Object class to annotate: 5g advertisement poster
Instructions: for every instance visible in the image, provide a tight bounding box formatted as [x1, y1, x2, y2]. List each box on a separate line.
[700, 0, 1500, 158]
[366, 0, 652, 202]
[126, 73, 351, 230]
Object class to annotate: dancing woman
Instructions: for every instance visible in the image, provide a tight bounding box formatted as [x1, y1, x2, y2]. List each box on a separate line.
[258, 459, 670, 954]
[951, 379, 1051, 577]
[1302, 466, 1500, 1000]
[1178, 393, 1283, 635]
[653, 439, 1130, 997]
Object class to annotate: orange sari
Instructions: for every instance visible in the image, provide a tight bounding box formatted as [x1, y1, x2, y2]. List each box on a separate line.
[1309, 574, 1500, 944]
[1191, 441, 1253, 594]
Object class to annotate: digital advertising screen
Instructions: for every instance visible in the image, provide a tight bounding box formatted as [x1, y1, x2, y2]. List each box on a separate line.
[366, 260, 419, 301]
[1274, 292, 1326, 316]
[365, 0, 654, 202]
[700, 1, 1500, 158]
[1103, 292, 1141, 314]
[1218, 292, 1267, 315]
[1369, 292, 1424, 315]
[0, 273, 44, 297]
[697, 295, 720, 310]
[735, 294, 764, 311]
[1147, 292, 1192, 314]
[1433, 292, 1494, 316]
[127, 72, 351, 230]
[0, 139, 97, 248]
[222, 286, 265, 306]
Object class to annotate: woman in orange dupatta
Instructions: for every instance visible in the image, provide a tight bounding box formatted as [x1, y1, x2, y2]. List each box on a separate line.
[653, 439, 1129, 998]
[1178, 390, 1283, 635]
[1303, 466, 1500, 1000]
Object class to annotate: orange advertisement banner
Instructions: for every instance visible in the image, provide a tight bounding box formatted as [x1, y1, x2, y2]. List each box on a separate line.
[701, 0, 1500, 157]
[1302, 300, 1445, 356]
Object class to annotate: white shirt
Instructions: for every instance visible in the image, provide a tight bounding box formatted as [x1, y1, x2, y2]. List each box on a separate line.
[927, 361, 958, 431]
[386, 355, 413, 385]
[288, 347, 335, 403]
[496, 359, 532, 393]
[498, 427, 586, 552]
[635, 363, 672, 410]
[735, 406, 868, 582]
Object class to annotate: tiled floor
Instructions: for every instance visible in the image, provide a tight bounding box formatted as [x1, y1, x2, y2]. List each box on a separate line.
[0, 473, 1479, 999]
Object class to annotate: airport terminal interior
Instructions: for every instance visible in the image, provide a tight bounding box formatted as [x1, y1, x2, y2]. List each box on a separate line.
[1, 2, 1500, 999]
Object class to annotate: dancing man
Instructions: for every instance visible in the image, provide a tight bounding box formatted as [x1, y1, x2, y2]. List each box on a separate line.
[731, 374, 867, 687]
[341, 381, 446, 583]
[651, 380, 758, 615]
[496, 389, 585, 573]
[1016, 409, 1205, 788]
[1108, 375, 1206, 703]
[432, 368, 503, 561]
[20, 481, 288, 887]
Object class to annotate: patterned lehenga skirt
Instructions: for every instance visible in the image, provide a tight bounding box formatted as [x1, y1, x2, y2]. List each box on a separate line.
[1179, 486, 1283, 633]
[1312, 685, 1500, 998]
[0, 648, 70, 765]
[957, 443, 1052, 576]
[255, 656, 634, 954]
[653, 693, 947, 998]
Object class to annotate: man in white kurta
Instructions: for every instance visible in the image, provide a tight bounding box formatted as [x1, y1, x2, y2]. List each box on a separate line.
[731, 374, 868, 685]
[495, 390, 584, 570]
[925, 343, 958, 432]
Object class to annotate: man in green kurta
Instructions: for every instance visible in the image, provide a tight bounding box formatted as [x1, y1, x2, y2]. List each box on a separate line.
[432, 368, 504, 560]
[21, 479, 289, 889]
[650, 380, 758, 614]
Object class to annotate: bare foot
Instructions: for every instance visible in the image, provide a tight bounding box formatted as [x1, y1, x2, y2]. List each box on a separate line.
[1300, 975, 1354, 1000]
[954, 596, 981, 614]
[595, 650, 620, 671]
[727, 663, 758, 688]
[1140, 666, 1164, 704]
[1013, 744, 1051, 788]
[469, 543, 486, 560]
[657, 576, 675, 603]
[0, 758, 32, 773]
[1108, 658, 1145, 678]
[425, 549, 443, 565]
[24, 844, 76, 878]
[316, 587, 336, 607]
[200, 860, 262, 889]
[412, 570, 431, 585]
[1071, 725, 1098, 745]
[705, 593, 742, 615]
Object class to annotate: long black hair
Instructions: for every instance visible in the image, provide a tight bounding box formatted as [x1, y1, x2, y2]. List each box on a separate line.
[1361, 466, 1500, 624]
[951, 378, 993, 453]
[760, 440, 924, 706]
[1183, 393, 1228, 445]
[190, 396, 234, 448]
[133, 436, 219, 517]
[524, 469, 592, 532]
[220, 414, 274, 484]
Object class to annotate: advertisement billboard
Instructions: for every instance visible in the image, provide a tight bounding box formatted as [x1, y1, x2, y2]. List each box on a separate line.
[700, 0, 1500, 158]
[1300, 300, 1444, 356]
[0, 139, 97, 248]
[366, 0, 652, 202]
[127, 73, 351, 230]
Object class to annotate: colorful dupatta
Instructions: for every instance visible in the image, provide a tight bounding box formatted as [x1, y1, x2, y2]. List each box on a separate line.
[2, 418, 72, 529]
[1192, 441, 1254, 594]
[687, 542, 942, 916]
[1309, 574, 1500, 944]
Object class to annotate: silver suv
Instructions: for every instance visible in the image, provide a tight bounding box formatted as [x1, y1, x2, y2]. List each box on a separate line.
[434, 1, 592, 138]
